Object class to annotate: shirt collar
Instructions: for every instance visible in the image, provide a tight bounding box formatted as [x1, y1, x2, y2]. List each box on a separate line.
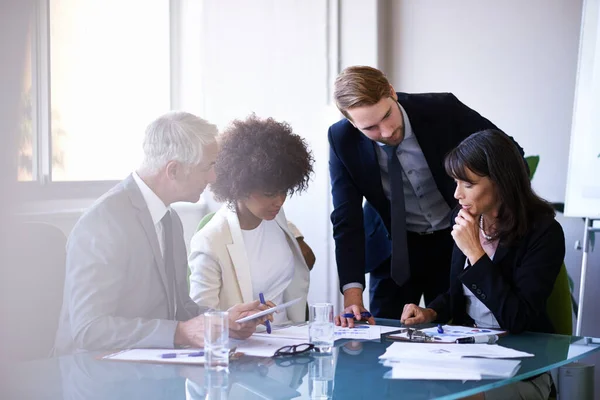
[376, 101, 414, 147]
[398, 102, 414, 140]
[132, 171, 169, 225]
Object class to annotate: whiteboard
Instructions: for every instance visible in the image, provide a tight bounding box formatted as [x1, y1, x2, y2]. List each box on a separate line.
[565, 0, 600, 218]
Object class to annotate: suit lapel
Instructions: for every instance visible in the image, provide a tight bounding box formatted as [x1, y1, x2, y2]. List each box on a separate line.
[492, 245, 510, 265]
[225, 209, 254, 303]
[398, 95, 454, 206]
[125, 175, 173, 312]
[357, 135, 390, 219]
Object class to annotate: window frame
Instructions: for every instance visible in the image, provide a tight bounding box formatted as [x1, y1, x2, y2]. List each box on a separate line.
[21, 0, 180, 200]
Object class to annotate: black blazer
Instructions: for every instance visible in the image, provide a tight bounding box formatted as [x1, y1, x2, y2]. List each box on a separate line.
[428, 211, 566, 334]
[328, 92, 511, 290]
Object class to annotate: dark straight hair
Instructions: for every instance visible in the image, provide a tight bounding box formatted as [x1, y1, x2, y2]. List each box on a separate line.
[444, 129, 555, 245]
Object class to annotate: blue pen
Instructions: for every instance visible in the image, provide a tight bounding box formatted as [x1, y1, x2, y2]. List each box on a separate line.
[341, 311, 372, 319]
[437, 324, 444, 334]
[259, 292, 272, 334]
[160, 351, 204, 359]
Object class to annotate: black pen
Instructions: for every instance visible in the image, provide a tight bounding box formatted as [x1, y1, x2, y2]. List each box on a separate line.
[455, 334, 498, 344]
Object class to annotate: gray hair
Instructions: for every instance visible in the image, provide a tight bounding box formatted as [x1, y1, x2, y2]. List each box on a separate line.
[139, 111, 218, 174]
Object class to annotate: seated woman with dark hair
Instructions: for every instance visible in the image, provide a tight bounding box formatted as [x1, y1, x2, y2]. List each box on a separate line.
[400, 129, 565, 399]
[188, 115, 314, 324]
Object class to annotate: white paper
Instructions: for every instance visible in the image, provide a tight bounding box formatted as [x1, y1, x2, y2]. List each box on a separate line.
[390, 366, 482, 380]
[388, 325, 506, 343]
[235, 297, 302, 323]
[380, 342, 533, 361]
[233, 336, 306, 357]
[334, 325, 381, 340]
[379, 325, 405, 334]
[253, 323, 400, 342]
[254, 324, 309, 340]
[102, 348, 205, 365]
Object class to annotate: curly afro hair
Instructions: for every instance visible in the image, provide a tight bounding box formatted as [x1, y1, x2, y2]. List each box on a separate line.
[211, 114, 314, 203]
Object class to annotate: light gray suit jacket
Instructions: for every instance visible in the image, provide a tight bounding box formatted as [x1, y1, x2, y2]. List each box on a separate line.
[53, 175, 205, 355]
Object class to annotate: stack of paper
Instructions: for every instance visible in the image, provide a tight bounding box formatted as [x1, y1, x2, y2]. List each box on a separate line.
[380, 342, 533, 381]
[380, 342, 533, 360]
[383, 358, 522, 380]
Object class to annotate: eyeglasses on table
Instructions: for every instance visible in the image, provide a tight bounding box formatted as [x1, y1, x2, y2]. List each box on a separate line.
[273, 343, 317, 357]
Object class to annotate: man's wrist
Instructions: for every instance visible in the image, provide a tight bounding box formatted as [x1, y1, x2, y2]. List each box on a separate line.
[174, 321, 189, 347]
[343, 287, 364, 308]
[425, 308, 438, 322]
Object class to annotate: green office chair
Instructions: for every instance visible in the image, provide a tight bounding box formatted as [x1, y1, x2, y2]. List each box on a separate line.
[545, 264, 571, 400]
[188, 212, 216, 289]
[546, 263, 573, 335]
[196, 212, 216, 232]
[526, 157, 573, 335]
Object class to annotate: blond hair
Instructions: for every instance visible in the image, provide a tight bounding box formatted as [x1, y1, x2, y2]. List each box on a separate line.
[333, 66, 392, 120]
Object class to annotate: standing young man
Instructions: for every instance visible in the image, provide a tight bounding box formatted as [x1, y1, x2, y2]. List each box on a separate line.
[329, 66, 524, 325]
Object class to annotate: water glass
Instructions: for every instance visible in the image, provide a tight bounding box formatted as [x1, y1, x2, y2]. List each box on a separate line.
[308, 303, 334, 353]
[204, 311, 229, 370]
[204, 368, 229, 400]
[309, 352, 336, 399]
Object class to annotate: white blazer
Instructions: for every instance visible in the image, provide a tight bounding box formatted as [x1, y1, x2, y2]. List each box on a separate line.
[188, 205, 310, 322]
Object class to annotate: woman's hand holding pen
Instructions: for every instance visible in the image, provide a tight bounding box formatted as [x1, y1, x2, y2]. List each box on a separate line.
[400, 304, 437, 326]
[263, 300, 277, 309]
[452, 209, 486, 265]
[227, 300, 273, 340]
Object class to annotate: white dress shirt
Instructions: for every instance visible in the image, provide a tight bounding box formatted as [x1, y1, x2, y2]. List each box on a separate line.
[132, 171, 169, 256]
[241, 219, 295, 324]
[463, 253, 501, 329]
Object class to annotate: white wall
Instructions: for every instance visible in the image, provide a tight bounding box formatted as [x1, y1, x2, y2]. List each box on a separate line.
[384, 1, 600, 394]
[387, 0, 582, 203]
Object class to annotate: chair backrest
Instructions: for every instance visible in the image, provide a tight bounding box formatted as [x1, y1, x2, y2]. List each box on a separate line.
[11, 221, 67, 361]
[546, 262, 573, 335]
[196, 212, 216, 232]
[188, 212, 217, 288]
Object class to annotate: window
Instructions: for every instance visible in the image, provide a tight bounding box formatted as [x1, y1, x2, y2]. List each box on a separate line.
[23, 0, 170, 191]
[18, 24, 34, 182]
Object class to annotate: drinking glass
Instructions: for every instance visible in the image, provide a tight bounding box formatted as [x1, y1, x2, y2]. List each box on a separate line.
[204, 311, 229, 370]
[308, 303, 334, 353]
[309, 351, 336, 399]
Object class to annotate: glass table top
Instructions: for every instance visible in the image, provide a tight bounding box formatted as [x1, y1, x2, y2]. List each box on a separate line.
[2, 319, 600, 400]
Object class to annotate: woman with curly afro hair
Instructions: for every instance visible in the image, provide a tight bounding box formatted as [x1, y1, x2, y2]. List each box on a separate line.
[188, 115, 315, 324]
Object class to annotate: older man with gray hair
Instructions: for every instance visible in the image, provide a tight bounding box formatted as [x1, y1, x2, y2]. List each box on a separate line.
[54, 111, 267, 355]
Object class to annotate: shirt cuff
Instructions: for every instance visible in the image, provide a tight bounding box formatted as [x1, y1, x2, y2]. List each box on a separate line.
[342, 282, 364, 292]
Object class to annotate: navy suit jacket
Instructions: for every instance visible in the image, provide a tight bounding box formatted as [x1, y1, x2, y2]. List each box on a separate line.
[428, 212, 565, 334]
[329, 92, 509, 290]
